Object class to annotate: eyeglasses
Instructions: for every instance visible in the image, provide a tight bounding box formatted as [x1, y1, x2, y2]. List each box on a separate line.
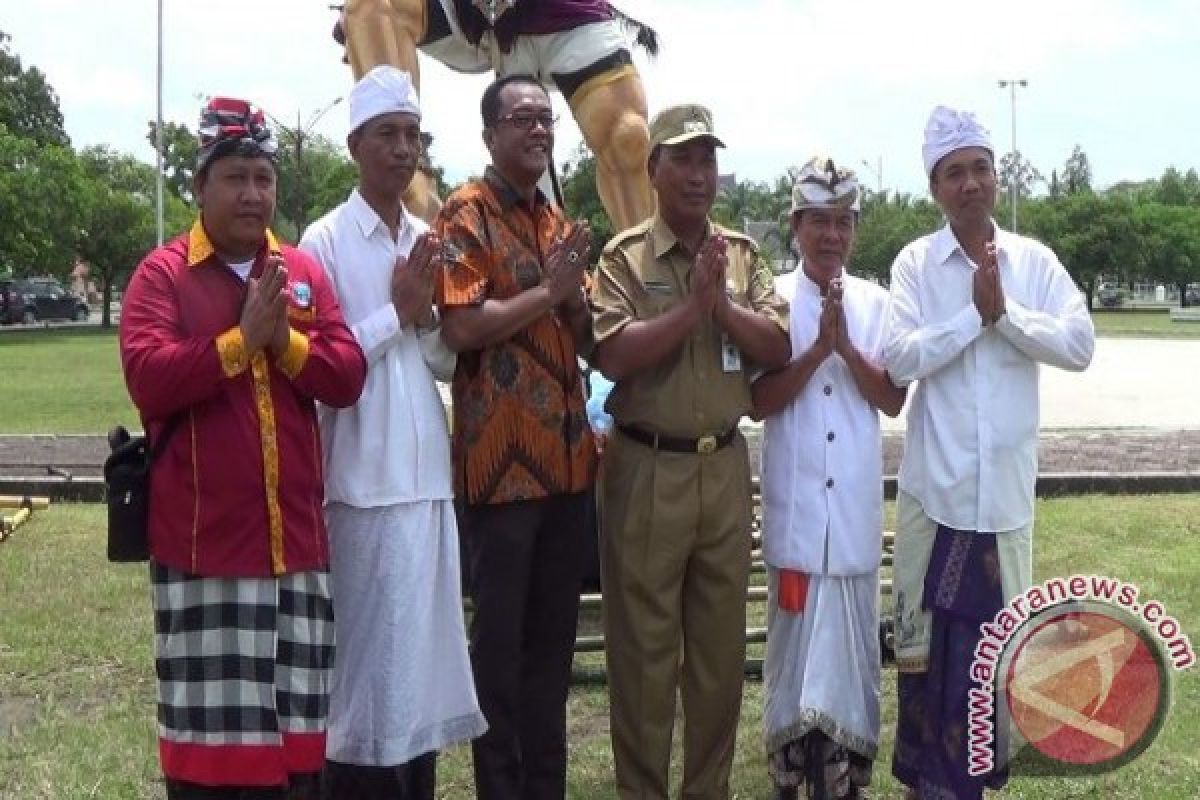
[496, 111, 558, 131]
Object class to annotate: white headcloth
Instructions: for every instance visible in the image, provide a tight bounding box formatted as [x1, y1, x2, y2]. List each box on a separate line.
[922, 105, 992, 177]
[349, 65, 420, 133]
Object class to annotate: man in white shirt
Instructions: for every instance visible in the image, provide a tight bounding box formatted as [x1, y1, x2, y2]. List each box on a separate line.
[753, 157, 905, 800]
[885, 106, 1095, 799]
[298, 66, 486, 799]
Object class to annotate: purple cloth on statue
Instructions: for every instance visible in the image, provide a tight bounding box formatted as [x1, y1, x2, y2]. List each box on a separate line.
[453, 0, 614, 51]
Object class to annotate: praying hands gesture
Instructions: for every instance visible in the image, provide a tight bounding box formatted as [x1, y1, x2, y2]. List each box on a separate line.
[812, 278, 844, 361]
[973, 242, 1006, 326]
[392, 231, 441, 328]
[241, 254, 289, 355]
[544, 221, 593, 309]
[689, 234, 728, 320]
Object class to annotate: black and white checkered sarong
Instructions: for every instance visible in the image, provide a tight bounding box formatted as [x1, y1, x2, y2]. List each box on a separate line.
[151, 561, 334, 785]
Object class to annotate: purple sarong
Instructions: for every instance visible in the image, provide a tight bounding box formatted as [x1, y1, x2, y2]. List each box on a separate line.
[452, 0, 614, 51]
[892, 526, 1008, 799]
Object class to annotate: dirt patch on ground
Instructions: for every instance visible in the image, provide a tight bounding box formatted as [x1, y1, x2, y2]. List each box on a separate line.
[0, 695, 39, 738]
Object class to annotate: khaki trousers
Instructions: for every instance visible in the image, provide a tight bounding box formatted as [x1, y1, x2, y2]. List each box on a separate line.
[601, 430, 753, 800]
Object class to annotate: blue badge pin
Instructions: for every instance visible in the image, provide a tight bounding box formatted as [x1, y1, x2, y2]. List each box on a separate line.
[292, 281, 312, 309]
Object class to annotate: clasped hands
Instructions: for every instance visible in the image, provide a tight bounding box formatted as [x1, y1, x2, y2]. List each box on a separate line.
[687, 234, 736, 323]
[813, 278, 854, 361]
[544, 221, 593, 314]
[391, 231, 443, 329]
[240, 254, 292, 357]
[973, 242, 1006, 326]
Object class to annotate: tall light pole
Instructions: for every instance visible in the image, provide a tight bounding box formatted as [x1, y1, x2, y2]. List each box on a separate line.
[267, 97, 342, 230]
[860, 157, 883, 194]
[155, 0, 164, 245]
[997, 78, 1027, 232]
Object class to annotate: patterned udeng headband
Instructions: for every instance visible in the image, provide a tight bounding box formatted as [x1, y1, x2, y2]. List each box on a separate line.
[196, 97, 278, 173]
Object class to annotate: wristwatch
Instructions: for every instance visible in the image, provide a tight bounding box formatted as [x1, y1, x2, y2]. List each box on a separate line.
[416, 305, 441, 332]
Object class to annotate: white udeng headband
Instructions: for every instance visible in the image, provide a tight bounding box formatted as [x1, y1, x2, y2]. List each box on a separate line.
[348, 65, 422, 133]
[922, 105, 992, 177]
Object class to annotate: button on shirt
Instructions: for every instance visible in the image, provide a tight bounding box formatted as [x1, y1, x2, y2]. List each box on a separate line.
[300, 189, 455, 507]
[885, 223, 1095, 533]
[761, 268, 890, 576]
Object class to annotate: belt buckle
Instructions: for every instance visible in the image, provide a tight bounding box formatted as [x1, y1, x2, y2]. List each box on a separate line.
[696, 434, 717, 454]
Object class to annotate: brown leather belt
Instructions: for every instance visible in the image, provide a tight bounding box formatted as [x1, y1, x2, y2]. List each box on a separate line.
[617, 425, 737, 455]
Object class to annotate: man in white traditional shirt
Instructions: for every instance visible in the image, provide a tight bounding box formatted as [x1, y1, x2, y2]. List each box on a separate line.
[752, 157, 905, 800]
[885, 106, 1095, 799]
[299, 65, 486, 799]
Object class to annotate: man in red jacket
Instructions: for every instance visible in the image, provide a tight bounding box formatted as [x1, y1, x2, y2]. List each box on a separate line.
[119, 97, 366, 800]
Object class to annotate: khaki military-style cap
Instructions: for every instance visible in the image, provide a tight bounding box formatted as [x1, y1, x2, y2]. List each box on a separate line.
[648, 103, 726, 152]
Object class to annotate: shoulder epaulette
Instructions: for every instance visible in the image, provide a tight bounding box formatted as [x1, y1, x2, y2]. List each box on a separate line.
[602, 218, 654, 254]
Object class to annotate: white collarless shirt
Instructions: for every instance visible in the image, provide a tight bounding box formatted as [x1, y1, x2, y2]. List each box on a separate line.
[299, 189, 456, 507]
[761, 267, 890, 576]
[884, 222, 1095, 533]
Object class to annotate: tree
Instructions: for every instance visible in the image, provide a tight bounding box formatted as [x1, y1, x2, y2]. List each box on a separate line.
[77, 182, 155, 327]
[997, 150, 1045, 200]
[274, 131, 357, 238]
[852, 193, 942, 284]
[76, 147, 191, 325]
[1027, 193, 1140, 309]
[0, 31, 69, 147]
[560, 143, 613, 260]
[1047, 169, 1062, 200]
[1151, 166, 1200, 207]
[0, 125, 87, 278]
[146, 120, 199, 202]
[1062, 145, 1093, 195]
[1134, 203, 1200, 306]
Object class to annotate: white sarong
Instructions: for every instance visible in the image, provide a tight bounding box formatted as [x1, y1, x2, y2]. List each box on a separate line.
[764, 567, 881, 759]
[325, 500, 487, 766]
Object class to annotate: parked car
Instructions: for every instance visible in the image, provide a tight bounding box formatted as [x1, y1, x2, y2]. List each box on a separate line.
[0, 278, 90, 324]
[1096, 285, 1124, 309]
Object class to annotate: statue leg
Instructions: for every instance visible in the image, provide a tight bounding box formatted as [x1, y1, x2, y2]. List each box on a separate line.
[343, 0, 442, 223]
[569, 70, 654, 233]
[343, 0, 427, 86]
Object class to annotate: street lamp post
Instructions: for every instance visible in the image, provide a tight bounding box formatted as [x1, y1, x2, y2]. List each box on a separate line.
[860, 157, 883, 194]
[997, 78, 1027, 232]
[155, 0, 164, 246]
[267, 97, 343, 230]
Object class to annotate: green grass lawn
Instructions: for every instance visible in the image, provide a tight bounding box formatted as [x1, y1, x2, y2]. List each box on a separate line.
[0, 328, 138, 434]
[1091, 310, 1200, 338]
[2, 313, 1199, 434]
[1, 496, 1197, 798]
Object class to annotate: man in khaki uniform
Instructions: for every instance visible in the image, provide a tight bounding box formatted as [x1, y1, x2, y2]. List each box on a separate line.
[591, 103, 791, 800]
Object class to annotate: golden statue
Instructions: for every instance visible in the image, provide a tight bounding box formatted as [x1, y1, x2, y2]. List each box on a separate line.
[335, 0, 656, 231]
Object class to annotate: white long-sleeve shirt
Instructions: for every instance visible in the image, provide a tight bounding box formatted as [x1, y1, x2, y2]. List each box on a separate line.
[300, 189, 455, 507]
[761, 268, 890, 575]
[885, 222, 1095, 533]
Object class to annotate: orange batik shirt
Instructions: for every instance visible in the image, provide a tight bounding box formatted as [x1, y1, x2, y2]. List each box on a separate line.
[436, 167, 596, 505]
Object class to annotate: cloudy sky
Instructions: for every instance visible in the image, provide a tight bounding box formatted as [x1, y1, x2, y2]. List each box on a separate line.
[5, 0, 1199, 197]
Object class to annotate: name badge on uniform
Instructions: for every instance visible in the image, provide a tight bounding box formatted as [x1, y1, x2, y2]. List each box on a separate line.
[721, 333, 742, 373]
[643, 280, 673, 295]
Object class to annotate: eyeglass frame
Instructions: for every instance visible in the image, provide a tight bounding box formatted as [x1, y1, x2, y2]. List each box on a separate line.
[493, 111, 559, 131]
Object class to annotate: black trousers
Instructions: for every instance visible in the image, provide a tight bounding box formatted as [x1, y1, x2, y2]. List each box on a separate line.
[322, 753, 437, 799]
[459, 492, 588, 800]
[165, 772, 320, 800]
